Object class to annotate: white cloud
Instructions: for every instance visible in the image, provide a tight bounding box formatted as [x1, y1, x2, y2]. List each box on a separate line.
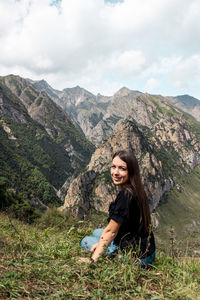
[149, 55, 200, 90]
[169, 55, 200, 89]
[108, 50, 146, 78]
[0, 0, 200, 98]
[145, 78, 160, 93]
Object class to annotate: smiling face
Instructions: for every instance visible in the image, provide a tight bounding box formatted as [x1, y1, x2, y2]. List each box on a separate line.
[111, 156, 129, 187]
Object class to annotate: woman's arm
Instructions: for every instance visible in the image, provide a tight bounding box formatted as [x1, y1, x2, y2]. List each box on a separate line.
[90, 219, 121, 262]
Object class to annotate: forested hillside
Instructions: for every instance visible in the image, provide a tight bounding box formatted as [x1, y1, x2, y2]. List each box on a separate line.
[0, 75, 94, 218]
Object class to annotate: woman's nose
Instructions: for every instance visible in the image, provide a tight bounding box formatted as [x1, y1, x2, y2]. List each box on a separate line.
[113, 167, 119, 174]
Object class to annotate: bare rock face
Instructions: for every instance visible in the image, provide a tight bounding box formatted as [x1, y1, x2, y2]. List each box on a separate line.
[59, 171, 96, 218]
[61, 95, 200, 217]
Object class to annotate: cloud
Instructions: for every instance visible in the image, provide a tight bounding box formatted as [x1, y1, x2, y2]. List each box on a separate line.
[149, 55, 200, 89]
[0, 0, 200, 98]
[108, 50, 147, 78]
[145, 78, 160, 93]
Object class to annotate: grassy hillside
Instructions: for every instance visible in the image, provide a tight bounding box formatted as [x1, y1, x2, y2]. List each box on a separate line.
[155, 165, 200, 255]
[0, 211, 200, 299]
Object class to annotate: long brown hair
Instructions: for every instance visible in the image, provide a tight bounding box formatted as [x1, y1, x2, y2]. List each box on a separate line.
[112, 150, 151, 232]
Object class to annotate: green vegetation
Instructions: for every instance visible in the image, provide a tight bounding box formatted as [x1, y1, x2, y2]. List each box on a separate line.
[54, 119, 95, 161]
[187, 115, 200, 140]
[0, 75, 95, 208]
[0, 211, 199, 299]
[0, 121, 63, 205]
[147, 96, 180, 119]
[0, 177, 41, 224]
[152, 143, 181, 177]
[155, 164, 200, 254]
[0, 76, 200, 298]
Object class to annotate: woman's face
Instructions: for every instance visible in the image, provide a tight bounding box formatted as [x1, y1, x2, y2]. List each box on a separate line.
[111, 156, 129, 187]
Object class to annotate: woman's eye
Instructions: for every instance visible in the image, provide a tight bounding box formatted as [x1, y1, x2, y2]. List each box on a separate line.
[111, 165, 126, 171]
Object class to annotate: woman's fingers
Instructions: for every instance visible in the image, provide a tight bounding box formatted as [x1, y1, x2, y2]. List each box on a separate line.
[90, 243, 98, 252]
[78, 257, 90, 263]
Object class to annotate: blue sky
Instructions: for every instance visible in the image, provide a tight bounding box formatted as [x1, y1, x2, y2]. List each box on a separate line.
[0, 0, 200, 100]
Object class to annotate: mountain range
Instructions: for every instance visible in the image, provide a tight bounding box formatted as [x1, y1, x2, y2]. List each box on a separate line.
[32, 79, 200, 146]
[0, 74, 200, 238]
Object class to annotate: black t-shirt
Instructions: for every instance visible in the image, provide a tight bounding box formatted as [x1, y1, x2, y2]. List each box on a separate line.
[108, 187, 155, 258]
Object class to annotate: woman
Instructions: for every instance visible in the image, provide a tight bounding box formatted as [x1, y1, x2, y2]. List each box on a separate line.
[80, 150, 156, 267]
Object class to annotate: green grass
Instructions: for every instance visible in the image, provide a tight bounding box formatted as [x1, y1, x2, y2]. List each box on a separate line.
[155, 165, 200, 255]
[0, 212, 200, 299]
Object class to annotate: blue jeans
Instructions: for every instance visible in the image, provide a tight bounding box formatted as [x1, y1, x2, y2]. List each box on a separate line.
[80, 228, 155, 267]
[81, 228, 118, 256]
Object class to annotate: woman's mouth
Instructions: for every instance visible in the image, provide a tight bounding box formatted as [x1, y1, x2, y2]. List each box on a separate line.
[113, 177, 121, 181]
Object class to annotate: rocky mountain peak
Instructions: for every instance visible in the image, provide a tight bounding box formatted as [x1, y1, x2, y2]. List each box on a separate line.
[63, 85, 94, 98]
[114, 86, 132, 97]
[114, 87, 141, 98]
[34, 79, 52, 89]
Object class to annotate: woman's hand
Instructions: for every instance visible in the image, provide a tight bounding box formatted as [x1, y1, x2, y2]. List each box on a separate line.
[78, 243, 99, 264]
[78, 257, 90, 263]
[90, 243, 98, 253]
[90, 220, 121, 261]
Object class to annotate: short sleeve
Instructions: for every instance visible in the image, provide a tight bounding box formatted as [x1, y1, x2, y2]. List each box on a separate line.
[108, 189, 129, 224]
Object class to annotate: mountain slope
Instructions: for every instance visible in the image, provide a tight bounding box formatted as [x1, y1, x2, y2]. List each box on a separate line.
[0, 75, 95, 207]
[167, 94, 200, 121]
[32, 80, 111, 145]
[155, 164, 200, 251]
[60, 93, 200, 219]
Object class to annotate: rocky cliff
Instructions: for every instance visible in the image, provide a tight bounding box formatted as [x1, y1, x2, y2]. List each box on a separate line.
[60, 94, 200, 217]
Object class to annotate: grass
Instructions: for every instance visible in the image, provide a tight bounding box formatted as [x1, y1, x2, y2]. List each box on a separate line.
[155, 165, 200, 255]
[0, 212, 200, 299]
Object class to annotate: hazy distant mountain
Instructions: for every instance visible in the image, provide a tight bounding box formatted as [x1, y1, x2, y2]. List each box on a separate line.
[33, 80, 141, 145]
[33, 80, 200, 146]
[167, 94, 200, 121]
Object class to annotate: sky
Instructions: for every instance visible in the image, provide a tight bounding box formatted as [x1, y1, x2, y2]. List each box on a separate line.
[0, 0, 200, 99]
